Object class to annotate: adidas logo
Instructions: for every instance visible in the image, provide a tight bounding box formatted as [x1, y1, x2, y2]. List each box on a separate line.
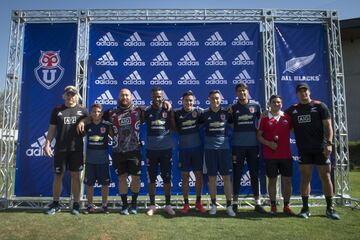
[156, 175, 164, 187]
[177, 32, 199, 46]
[123, 51, 146, 67]
[123, 70, 145, 85]
[123, 32, 145, 47]
[96, 51, 118, 66]
[233, 70, 255, 84]
[177, 51, 199, 66]
[150, 32, 172, 46]
[205, 91, 228, 105]
[216, 174, 224, 187]
[205, 70, 227, 85]
[292, 109, 298, 114]
[95, 90, 117, 105]
[150, 70, 172, 85]
[95, 70, 118, 85]
[26, 131, 56, 157]
[131, 90, 145, 105]
[96, 32, 118, 47]
[205, 51, 227, 66]
[178, 171, 197, 187]
[177, 97, 201, 105]
[283, 53, 316, 74]
[232, 94, 255, 104]
[204, 32, 226, 46]
[150, 52, 172, 66]
[231, 32, 254, 46]
[232, 51, 255, 65]
[240, 170, 251, 186]
[177, 70, 199, 85]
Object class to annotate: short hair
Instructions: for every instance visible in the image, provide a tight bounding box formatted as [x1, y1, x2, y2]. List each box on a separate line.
[182, 90, 195, 98]
[208, 89, 221, 97]
[151, 86, 163, 93]
[91, 103, 102, 111]
[235, 83, 248, 91]
[269, 94, 282, 103]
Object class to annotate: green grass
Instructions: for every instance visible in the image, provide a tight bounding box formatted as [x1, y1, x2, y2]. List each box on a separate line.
[350, 171, 360, 198]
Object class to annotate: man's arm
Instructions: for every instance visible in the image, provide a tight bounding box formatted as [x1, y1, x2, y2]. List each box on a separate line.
[169, 110, 177, 132]
[323, 118, 333, 158]
[257, 129, 277, 151]
[77, 116, 92, 134]
[44, 125, 56, 157]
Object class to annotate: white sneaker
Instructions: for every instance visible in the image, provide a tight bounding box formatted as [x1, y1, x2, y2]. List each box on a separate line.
[147, 205, 157, 216]
[164, 205, 176, 215]
[209, 205, 217, 215]
[226, 206, 236, 217]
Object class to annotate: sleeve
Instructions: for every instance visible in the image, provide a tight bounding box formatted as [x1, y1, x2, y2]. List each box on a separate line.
[103, 109, 111, 122]
[49, 107, 58, 125]
[198, 109, 205, 124]
[319, 102, 331, 120]
[258, 116, 266, 132]
[227, 108, 234, 124]
[285, 106, 292, 116]
[256, 103, 261, 120]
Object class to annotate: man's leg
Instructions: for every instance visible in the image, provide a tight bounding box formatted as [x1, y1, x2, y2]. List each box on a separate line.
[299, 164, 313, 218]
[70, 171, 81, 203]
[181, 171, 190, 213]
[160, 150, 175, 215]
[232, 148, 245, 211]
[130, 175, 140, 212]
[86, 185, 94, 205]
[118, 172, 129, 213]
[208, 175, 217, 208]
[146, 151, 158, 216]
[53, 173, 64, 202]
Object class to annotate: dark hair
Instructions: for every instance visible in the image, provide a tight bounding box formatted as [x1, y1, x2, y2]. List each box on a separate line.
[208, 89, 221, 97]
[151, 86, 163, 93]
[269, 94, 282, 103]
[235, 83, 248, 91]
[182, 90, 195, 98]
[91, 103, 102, 111]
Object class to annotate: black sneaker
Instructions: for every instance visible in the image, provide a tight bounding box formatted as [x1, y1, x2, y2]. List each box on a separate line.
[232, 204, 238, 213]
[326, 208, 340, 220]
[298, 207, 311, 219]
[254, 204, 267, 214]
[45, 202, 61, 215]
[84, 204, 96, 214]
[102, 205, 110, 214]
[71, 202, 80, 216]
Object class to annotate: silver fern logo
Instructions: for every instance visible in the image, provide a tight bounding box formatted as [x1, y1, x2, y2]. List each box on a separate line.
[283, 53, 315, 74]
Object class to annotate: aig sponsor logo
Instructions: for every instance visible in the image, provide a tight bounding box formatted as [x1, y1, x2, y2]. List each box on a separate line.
[95, 90, 117, 105]
[205, 51, 227, 66]
[206, 70, 227, 85]
[151, 70, 172, 85]
[123, 70, 145, 85]
[232, 51, 255, 65]
[123, 32, 145, 47]
[297, 115, 311, 123]
[95, 70, 118, 85]
[232, 70, 255, 84]
[96, 51, 118, 66]
[204, 32, 226, 46]
[177, 51, 199, 66]
[96, 32, 118, 46]
[177, 32, 199, 46]
[150, 32, 172, 47]
[26, 132, 56, 157]
[231, 32, 254, 46]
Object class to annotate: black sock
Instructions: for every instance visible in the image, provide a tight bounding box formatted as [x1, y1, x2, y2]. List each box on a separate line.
[53, 200, 59, 206]
[131, 192, 139, 208]
[226, 200, 232, 207]
[284, 201, 289, 207]
[271, 200, 276, 207]
[196, 196, 201, 203]
[184, 198, 189, 205]
[150, 195, 155, 205]
[211, 198, 216, 206]
[165, 195, 171, 205]
[73, 202, 80, 210]
[120, 194, 128, 208]
[325, 196, 333, 210]
[302, 196, 309, 209]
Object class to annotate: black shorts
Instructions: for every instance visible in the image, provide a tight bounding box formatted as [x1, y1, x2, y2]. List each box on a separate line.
[54, 151, 84, 174]
[265, 159, 293, 178]
[84, 163, 111, 186]
[112, 151, 142, 176]
[146, 149, 173, 184]
[299, 151, 331, 165]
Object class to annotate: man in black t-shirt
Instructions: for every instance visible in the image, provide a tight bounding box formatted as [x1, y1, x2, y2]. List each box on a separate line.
[44, 85, 88, 216]
[285, 83, 340, 220]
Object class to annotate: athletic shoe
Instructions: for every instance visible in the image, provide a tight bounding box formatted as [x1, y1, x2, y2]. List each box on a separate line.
[209, 205, 217, 215]
[164, 205, 176, 215]
[283, 206, 295, 216]
[180, 204, 190, 214]
[232, 204, 238, 213]
[298, 207, 311, 219]
[326, 208, 340, 220]
[45, 202, 61, 215]
[102, 205, 109, 214]
[195, 202, 206, 213]
[120, 206, 129, 215]
[255, 204, 267, 214]
[128, 206, 138, 215]
[270, 205, 277, 215]
[84, 204, 96, 214]
[226, 206, 236, 217]
[147, 205, 157, 216]
[71, 202, 80, 216]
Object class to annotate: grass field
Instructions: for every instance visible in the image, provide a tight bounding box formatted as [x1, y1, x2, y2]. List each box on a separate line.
[0, 172, 359, 240]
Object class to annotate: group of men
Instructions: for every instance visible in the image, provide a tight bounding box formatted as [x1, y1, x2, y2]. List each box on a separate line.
[43, 82, 340, 220]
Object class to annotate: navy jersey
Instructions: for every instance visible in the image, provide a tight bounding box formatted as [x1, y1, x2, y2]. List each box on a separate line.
[200, 108, 231, 149]
[144, 106, 173, 150]
[85, 120, 112, 150]
[174, 107, 203, 149]
[50, 104, 88, 152]
[231, 100, 261, 147]
[285, 100, 331, 153]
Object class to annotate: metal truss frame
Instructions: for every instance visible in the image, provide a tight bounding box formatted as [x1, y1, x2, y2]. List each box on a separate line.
[1, 9, 357, 209]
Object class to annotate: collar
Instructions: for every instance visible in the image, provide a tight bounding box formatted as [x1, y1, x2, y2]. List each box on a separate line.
[268, 111, 284, 121]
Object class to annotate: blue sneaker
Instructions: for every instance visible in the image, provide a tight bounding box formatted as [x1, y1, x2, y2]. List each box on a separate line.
[298, 207, 311, 219]
[326, 208, 340, 220]
[120, 206, 129, 215]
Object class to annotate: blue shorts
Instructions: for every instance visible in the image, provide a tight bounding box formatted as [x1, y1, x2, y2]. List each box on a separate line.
[84, 163, 111, 186]
[204, 149, 232, 176]
[178, 147, 203, 172]
[146, 149, 173, 184]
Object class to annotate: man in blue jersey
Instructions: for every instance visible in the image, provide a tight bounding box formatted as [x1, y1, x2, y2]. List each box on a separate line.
[201, 90, 235, 216]
[231, 83, 266, 213]
[145, 87, 175, 216]
[174, 90, 206, 214]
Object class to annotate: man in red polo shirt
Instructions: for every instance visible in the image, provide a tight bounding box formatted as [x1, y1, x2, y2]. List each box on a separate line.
[257, 95, 294, 215]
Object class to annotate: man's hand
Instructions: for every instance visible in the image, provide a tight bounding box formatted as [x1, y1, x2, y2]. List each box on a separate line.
[43, 143, 53, 157]
[77, 121, 85, 134]
[268, 141, 278, 151]
[163, 100, 172, 111]
[323, 144, 332, 158]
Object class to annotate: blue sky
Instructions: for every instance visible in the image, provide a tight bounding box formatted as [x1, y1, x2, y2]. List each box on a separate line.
[0, 0, 359, 90]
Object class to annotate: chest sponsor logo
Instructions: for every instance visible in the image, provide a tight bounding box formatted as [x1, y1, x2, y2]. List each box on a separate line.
[297, 114, 311, 123]
[64, 116, 77, 124]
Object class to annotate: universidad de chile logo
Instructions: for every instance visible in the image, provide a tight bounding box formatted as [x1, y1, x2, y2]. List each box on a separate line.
[34, 50, 64, 89]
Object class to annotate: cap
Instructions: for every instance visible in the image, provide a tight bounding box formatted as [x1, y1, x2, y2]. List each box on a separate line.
[296, 83, 310, 92]
[64, 85, 78, 94]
